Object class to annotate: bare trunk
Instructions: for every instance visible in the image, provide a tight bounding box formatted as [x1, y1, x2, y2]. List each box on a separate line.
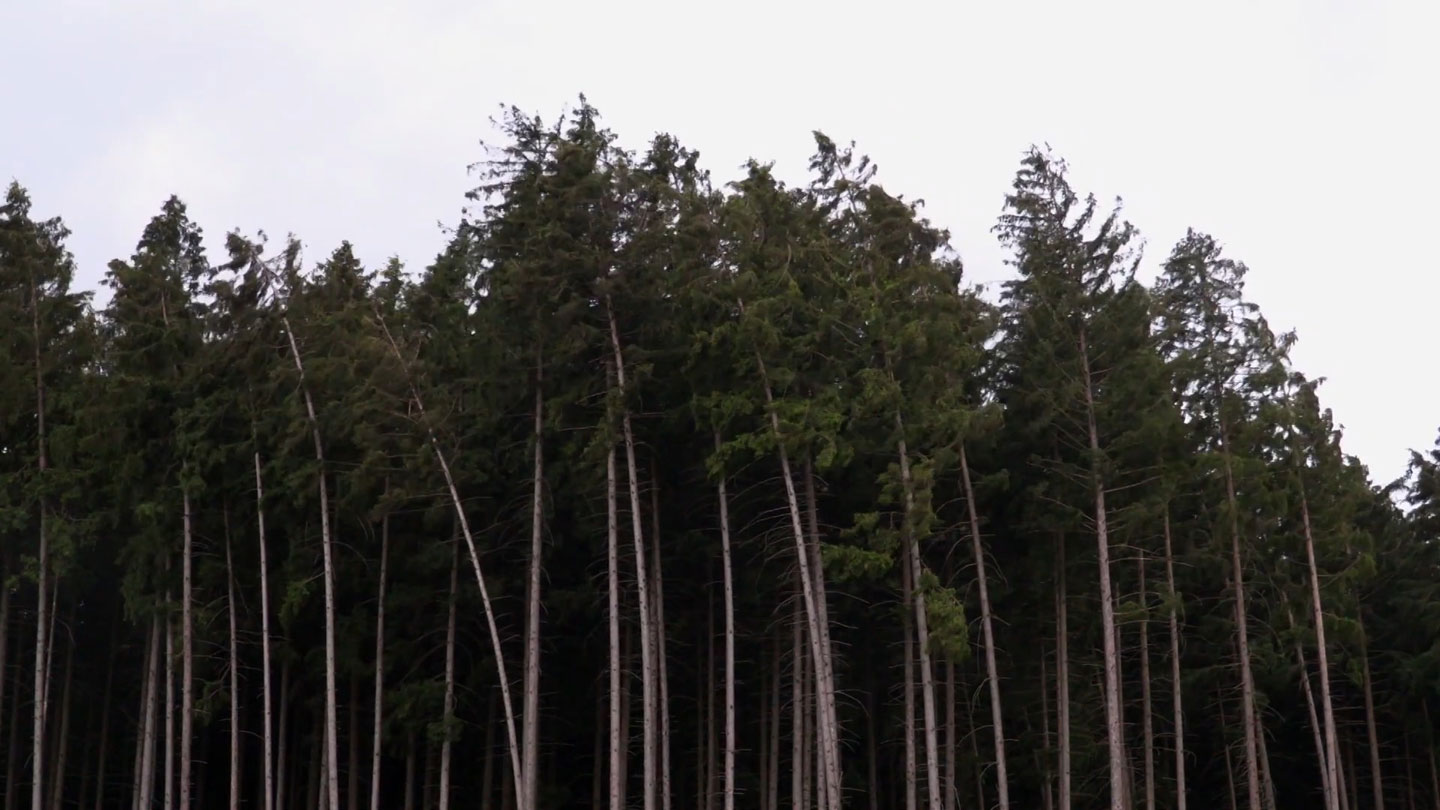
[706, 603, 718, 810]
[372, 301, 525, 807]
[6, 656, 20, 810]
[277, 663, 290, 810]
[903, 551, 917, 810]
[1055, 533, 1072, 810]
[1162, 510, 1186, 810]
[280, 316, 340, 810]
[256, 449, 277, 810]
[607, 304, 656, 810]
[1139, 547, 1155, 810]
[1257, 710, 1276, 810]
[801, 459, 841, 810]
[1042, 651, 1055, 810]
[31, 274, 51, 810]
[1221, 444, 1260, 810]
[369, 508, 388, 810]
[895, 429, 941, 810]
[47, 634, 72, 810]
[649, 460, 675, 810]
[607, 444, 623, 810]
[348, 674, 359, 810]
[1220, 692, 1238, 810]
[866, 677, 879, 810]
[523, 376, 544, 810]
[946, 659, 957, 810]
[960, 442, 1009, 810]
[226, 516, 242, 810]
[1299, 492, 1343, 810]
[164, 607, 175, 810]
[181, 492, 193, 810]
[439, 538, 459, 810]
[1295, 624, 1334, 808]
[714, 434, 737, 810]
[768, 634, 781, 810]
[1079, 328, 1125, 810]
[742, 323, 841, 808]
[759, 657, 769, 810]
[137, 617, 162, 810]
[792, 599, 806, 810]
[93, 624, 117, 810]
[1362, 633, 1384, 810]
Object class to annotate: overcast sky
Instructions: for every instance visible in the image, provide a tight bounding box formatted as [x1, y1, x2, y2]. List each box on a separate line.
[2, 0, 1435, 485]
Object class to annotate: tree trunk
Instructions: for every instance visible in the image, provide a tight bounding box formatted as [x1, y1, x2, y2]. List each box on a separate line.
[1362, 632, 1384, 810]
[165, 607, 175, 810]
[0, 567, 9, 782]
[792, 599, 806, 810]
[47, 633, 72, 810]
[706, 601, 718, 810]
[946, 658, 957, 810]
[1296, 628, 1334, 808]
[136, 617, 162, 810]
[256, 447, 277, 810]
[523, 374, 544, 810]
[903, 550, 918, 810]
[1056, 533, 1072, 810]
[226, 516, 242, 810]
[650, 462, 675, 810]
[93, 622, 117, 810]
[744, 327, 842, 808]
[31, 273, 51, 810]
[607, 303, 656, 810]
[1078, 327, 1125, 810]
[1162, 510, 1186, 810]
[960, 442, 1009, 810]
[402, 738, 414, 810]
[439, 537, 460, 810]
[1300, 492, 1343, 810]
[181, 491, 194, 810]
[348, 673, 359, 810]
[1221, 442, 1261, 810]
[277, 663, 290, 810]
[867, 673, 879, 810]
[768, 633, 780, 810]
[5, 648, 20, 810]
[607, 443, 623, 810]
[801, 458, 841, 810]
[896, 428, 942, 810]
[369, 507, 388, 810]
[714, 433, 737, 810]
[1042, 651, 1055, 810]
[1220, 692, 1238, 810]
[1139, 546, 1155, 810]
[280, 315, 341, 810]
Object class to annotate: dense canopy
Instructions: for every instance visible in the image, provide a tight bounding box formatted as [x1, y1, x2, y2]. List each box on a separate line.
[2, 100, 1437, 810]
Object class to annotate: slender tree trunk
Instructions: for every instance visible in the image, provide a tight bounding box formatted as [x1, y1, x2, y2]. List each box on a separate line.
[439, 537, 459, 810]
[1220, 442, 1261, 810]
[866, 675, 879, 810]
[224, 512, 242, 810]
[1300, 492, 1343, 810]
[180, 492, 194, 810]
[279, 317, 340, 810]
[706, 603, 718, 810]
[1078, 328, 1125, 810]
[1362, 633, 1384, 810]
[651, 468, 675, 810]
[93, 623, 117, 810]
[523, 373, 544, 810]
[607, 444, 623, 810]
[31, 274, 51, 810]
[6, 651, 20, 810]
[1161, 510, 1186, 810]
[1348, 737, 1361, 810]
[1042, 650, 1055, 810]
[714, 434, 737, 810]
[277, 663, 290, 810]
[895, 428, 942, 810]
[1257, 709, 1276, 810]
[743, 326, 841, 808]
[1056, 533, 1072, 810]
[1220, 692, 1238, 810]
[348, 673, 359, 810]
[164, 608, 176, 810]
[607, 304, 656, 810]
[903, 551, 917, 810]
[768, 634, 781, 810]
[47, 634, 72, 810]
[792, 600, 806, 810]
[255, 447, 277, 810]
[1139, 547, 1155, 810]
[369, 507, 389, 810]
[372, 307, 525, 806]
[960, 442, 1009, 810]
[946, 659, 957, 810]
[1295, 627, 1334, 808]
[137, 617, 162, 810]
[800, 459, 841, 810]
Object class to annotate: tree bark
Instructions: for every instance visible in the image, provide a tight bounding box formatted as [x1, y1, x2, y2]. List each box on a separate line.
[607, 303, 656, 810]
[31, 271, 51, 810]
[348, 673, 359, 810]
[1042, 650, 1054, 810]
[1301, 492, 1342, 810]
[946, 658, 957, 810]
[896, 427, 942, 810]
[47, 633, 72, 810]
[181, 491, 194, 810]
[1362, 630, 1384, 810]
[607, 443, 623, 810]
[255, 447, 277, 810]
[136, 616, 161, 810]
[93, 622, 117, 810]
[714, 433, 737, 810]
[1221, 441, 1261, 810]
[650, 462, 675, 810]
[903, 549, 917, 810]
[1055, 533, 1072, 810]
[1294, 616, 1334, 808]
[226, 515, 242, 810]
[960, 442, 1010, 810]
[768, 633, 780, 810]
[1162, 510, 1187, 810]
[792, 597, 806, 810]
[369, 506, 389, 810]
[371, 303, 525, 807]
[277, 662, 290, 810]
[1139, 546, 1155, 810]
[439, 537, 459, 810]
[280, 315, 340, 810]
[523, 372, 544, 810]
[1219, 692, 1238, 810]
[1078, 327, 1125, 810]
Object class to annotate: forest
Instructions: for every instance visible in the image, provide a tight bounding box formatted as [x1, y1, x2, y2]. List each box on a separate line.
[2, 99, 1439, 810]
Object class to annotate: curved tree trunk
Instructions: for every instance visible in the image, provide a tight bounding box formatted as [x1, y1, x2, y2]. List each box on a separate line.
[960, 442, 1010, 810]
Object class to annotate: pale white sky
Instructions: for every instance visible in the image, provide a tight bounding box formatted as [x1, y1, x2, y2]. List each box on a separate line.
[2, 0, 1435, 485]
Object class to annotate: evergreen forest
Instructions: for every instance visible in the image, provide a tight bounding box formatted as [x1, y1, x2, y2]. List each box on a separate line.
[3, 100, 1439, 810]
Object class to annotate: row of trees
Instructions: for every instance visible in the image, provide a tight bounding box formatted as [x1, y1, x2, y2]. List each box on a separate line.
[1, 100, 1437, 810]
